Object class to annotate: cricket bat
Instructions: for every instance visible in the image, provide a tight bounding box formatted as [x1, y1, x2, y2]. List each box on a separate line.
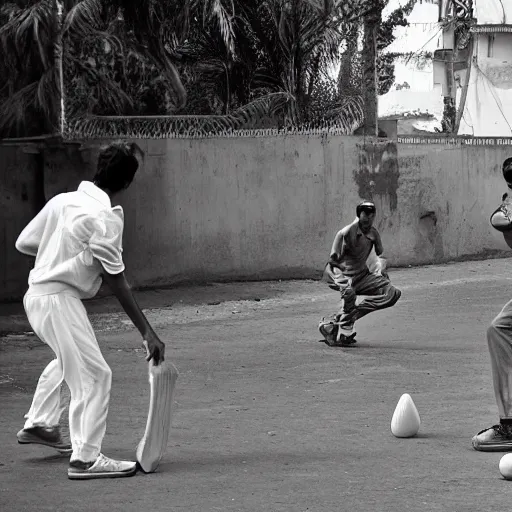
[136, 345, 179, 473]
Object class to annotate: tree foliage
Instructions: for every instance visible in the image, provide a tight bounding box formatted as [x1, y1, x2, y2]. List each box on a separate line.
[0, 0, 418, 137]
[338, 0, 416, 98]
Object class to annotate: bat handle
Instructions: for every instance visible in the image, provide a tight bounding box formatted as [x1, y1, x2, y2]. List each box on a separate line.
[142, 340, 150, 359]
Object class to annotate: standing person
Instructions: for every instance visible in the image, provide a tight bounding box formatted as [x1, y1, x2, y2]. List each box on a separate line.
[319, 200, 401, 346]
[15, 141, 166, 480]
[473, 157, 512, 451]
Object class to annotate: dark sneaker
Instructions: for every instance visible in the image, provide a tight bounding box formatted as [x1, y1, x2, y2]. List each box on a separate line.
[472, 424, 512, 451]
[319, 319, 338, 346]
[318, 318, 357, 347]
[17, 426, 72, 454]
[68, 453, 137, 480]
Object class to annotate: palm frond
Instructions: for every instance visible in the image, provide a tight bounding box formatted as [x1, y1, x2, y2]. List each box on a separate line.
[0, 2, 22, 24]
[65, 29, 126, 59]
[251, 68, 282, 91]
[35, 67, 59, 121]
[227, 91, 294, 128]
[14, 0, 55, 70]
[321, 95, 364, 134]
[64, 56, 134, 114]
[104, 0, 191, 109]
[202, 0, 236, 56]
[92, 80, 134, 115]
[62, 0, 105, 38]
[0, 81, 40, 137]
[303, 0, 345, 10]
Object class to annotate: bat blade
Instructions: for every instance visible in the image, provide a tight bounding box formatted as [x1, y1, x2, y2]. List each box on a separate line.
[136, 360, 179, 473]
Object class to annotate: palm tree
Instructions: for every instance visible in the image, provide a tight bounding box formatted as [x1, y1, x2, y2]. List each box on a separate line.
[176, 0, 364, 130]
[0, 1, 61, 137]
[0, 0, 226, 137]
[0, 0, 370, 138]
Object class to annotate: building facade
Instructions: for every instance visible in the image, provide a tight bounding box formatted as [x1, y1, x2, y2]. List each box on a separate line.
[379, 0, 444, 135]
[438, 0, 512, 136]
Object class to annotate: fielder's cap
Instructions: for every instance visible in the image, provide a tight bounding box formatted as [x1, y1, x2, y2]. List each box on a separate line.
[356, 200, 376, 216]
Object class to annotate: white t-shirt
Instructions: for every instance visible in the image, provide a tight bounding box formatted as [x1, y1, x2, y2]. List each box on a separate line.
[16, 181, 125, 299]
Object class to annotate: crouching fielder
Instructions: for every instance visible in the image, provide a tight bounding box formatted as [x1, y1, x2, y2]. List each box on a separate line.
[15, 141, 166, 480]
[319, 201, 401, 346]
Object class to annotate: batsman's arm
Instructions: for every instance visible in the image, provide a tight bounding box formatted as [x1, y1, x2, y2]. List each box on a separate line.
[101, 270, 165, 365]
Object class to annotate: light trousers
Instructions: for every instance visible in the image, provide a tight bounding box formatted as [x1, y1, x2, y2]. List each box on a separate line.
[336, 268, 401, 328]
[487, 299, 512, 419]
[23, 290, 111, 462]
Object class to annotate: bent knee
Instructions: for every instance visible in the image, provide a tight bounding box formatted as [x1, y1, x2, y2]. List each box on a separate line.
[341, 286, 356, 299]
[387, 286, 401, 306]
[96, 364, 112, 384]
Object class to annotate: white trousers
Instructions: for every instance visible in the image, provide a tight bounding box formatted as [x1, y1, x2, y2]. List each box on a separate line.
[23, 290, 112, 462]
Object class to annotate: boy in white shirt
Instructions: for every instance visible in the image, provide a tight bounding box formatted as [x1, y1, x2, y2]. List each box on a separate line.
[15, 141, 165, 480]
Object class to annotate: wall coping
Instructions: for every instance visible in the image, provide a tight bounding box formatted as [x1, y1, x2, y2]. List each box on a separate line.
[2, 133, 512, 147]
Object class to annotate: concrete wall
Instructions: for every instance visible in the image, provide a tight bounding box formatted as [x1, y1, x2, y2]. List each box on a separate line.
[0, 143, 45, 300]
[372, 141, 508, 262]
[0, 135, 510, 301]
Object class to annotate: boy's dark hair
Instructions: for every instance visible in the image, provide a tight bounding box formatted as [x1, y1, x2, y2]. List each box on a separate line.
[93, 141, 143, 193]
[503, 158, 512, 185]
[356, 200, 376, 218]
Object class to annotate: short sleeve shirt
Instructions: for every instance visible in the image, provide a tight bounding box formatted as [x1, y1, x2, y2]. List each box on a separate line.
[330, 218, 382, 277]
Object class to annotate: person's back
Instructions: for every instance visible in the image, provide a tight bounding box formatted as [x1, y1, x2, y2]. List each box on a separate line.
[19, 184, 125, 300]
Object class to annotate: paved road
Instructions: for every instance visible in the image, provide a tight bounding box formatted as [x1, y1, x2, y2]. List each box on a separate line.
[2, 258, 512, 512]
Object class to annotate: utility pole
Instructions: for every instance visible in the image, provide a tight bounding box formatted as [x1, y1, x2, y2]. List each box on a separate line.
[53, 0, 66, 136]
[362, 1, 383, 136]
[439, 0, 474, 133]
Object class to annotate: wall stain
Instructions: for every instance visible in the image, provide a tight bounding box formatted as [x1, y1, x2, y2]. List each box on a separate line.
[416, 210, 445, 261]
[353, 141, 400, 211]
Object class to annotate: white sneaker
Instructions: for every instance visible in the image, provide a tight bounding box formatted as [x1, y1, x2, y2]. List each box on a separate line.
[68, 453, 137, 480]
[335, 323, 357, 345]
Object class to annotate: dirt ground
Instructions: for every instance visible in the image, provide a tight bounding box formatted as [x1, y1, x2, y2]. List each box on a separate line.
[2, 258, 512, 512]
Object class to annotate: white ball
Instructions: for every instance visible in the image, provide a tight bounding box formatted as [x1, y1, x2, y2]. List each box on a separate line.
[499, 453, 512, 480]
